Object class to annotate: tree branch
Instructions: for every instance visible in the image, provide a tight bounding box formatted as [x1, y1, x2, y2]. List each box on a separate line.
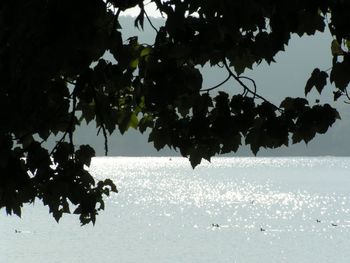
[200, 74, 232, 92]
[49, 90, 77, 157]
[144, 9, 159, 33]
[238, 76, 257, 99]
[68, 90, 77, 154]
[223, 59, 282, 112]
[92, 90, 109, 156]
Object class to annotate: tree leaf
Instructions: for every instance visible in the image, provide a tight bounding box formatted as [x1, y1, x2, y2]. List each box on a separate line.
[305, 68, 328, 95]
[75, 145, 95, 167]
[331, 39, 344, 56]
[330, 58, 350, 91]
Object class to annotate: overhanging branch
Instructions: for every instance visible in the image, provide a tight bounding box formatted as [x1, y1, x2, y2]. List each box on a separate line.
[222, 59, 282, 112]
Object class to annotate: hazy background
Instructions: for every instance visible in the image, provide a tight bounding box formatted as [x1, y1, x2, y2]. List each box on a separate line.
[72, 16, 350, 157]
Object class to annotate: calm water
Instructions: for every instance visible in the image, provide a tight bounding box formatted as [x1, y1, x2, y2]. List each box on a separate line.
[1, 157, 350, 262]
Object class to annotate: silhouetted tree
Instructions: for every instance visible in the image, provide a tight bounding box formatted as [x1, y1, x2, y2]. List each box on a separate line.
[0, 0, 348, 224]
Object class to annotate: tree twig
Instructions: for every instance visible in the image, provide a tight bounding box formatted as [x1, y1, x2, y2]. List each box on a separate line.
[68, 90, 77, 154]
[200, 74, 232, 92]
[92, 90, 109, 156]
[238, 76, 257, 99]
[49, 90, 77, 157]
[223, 59, 282, 112]
[144, 9, 159, 33]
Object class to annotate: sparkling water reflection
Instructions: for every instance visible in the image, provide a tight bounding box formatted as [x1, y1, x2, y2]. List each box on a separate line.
[2, 157, 350, 263]
[92, 157, 350, 235]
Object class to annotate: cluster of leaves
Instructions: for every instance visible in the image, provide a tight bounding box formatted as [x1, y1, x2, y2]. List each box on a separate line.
[0, 0, 349, 224]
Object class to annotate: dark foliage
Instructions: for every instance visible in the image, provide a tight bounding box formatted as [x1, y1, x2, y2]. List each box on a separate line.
[0, 0, 348, 224]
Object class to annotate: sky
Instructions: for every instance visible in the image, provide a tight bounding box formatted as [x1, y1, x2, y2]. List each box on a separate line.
[120, 2, 163, 18]
[71, 14, 350, 157]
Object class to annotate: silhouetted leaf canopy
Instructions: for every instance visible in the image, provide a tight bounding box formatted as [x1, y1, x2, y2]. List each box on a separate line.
[0, 0, 348, 224]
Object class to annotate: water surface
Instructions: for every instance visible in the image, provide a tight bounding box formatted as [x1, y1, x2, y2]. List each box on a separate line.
[1, 157, 350, 262]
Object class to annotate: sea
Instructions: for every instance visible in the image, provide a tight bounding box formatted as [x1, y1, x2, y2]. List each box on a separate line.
[1, 157, 350, 263]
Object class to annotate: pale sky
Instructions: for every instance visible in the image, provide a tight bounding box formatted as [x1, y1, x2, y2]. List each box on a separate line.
[121, 2, 163, 18]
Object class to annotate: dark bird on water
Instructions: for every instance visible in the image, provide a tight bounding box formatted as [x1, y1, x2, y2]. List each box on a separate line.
[212, 223, 220, 227]
[331, 223, 338, 227]
[260, 227, 265, 232]
[316, 219, 321, 223]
